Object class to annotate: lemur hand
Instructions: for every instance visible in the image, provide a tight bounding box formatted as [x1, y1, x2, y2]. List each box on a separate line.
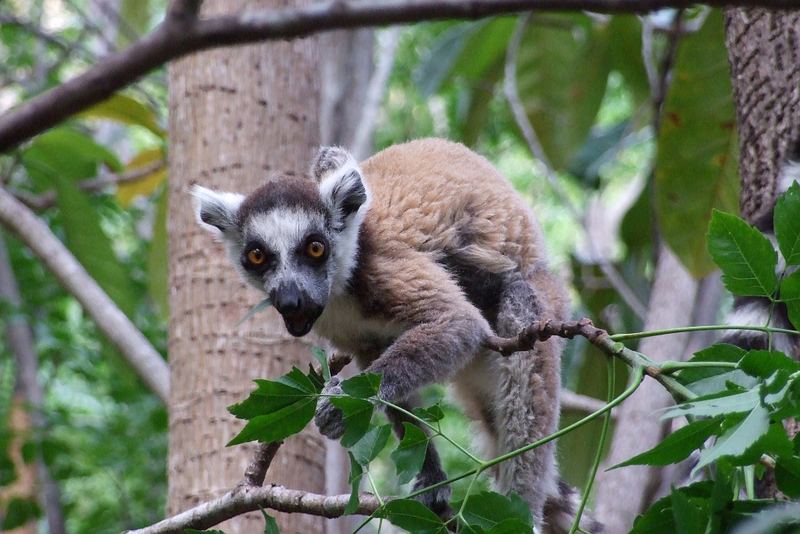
[315, 377, 346, 440]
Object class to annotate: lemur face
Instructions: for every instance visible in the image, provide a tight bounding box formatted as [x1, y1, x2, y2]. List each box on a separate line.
[192, 150, 369, 337]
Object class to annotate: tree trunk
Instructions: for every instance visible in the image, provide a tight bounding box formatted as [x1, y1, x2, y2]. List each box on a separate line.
[166, 1, 325, 532]
[724, 8, 800, 222]
[593, 246, 698, 534]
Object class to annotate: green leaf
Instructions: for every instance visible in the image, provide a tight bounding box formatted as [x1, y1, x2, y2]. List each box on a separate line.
[344, 452, 363, 515]
[236, 298, 272, 327]
[662, 388, 759, 419]
[686, 370, 757, 397]
[780, 270, 800, 330]
[227, 395, 317, 445]
[739, 350, 800, 379]
[611, 417, 721, 468]
[80, 93, 165, 136]
[728, 502, 800, 534]
[679, 344, 746, 383]
[53, 177, 136, 316]
[310, 347, 330, 382]
[415, 22, 477, 97]
[1, 496, 42, 530]
[117, 148, 167, 206]
[656, 11, 740, 276]
[340, 373, 381, 399]
[376, 499, 448, 533]
[185, 530, 226, 534]
[148, 186, 169, 319]
[484, 519, 535, 534]
[228, 367, 319, 420]
[670, 488, 708, 534]
[516, 14, 611, 169]
[693, 403, 770, 474]
[449, 17, 516, 83]
[261, 508, 279, 534]
[413, 405, 445, 424]
[774, 181, 800, 265]
[391, 423, 430, 485]
[708, 210, 778, 297]
[775, 455, 800, 498]
[330, 397, 374, 447]
[456, 491, 533, 532]
[351, 424, 391, 466]
[608, 15, 650, 105]
[631, 482, 714, 534]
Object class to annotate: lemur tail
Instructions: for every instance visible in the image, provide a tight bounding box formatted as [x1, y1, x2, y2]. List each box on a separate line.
[721, 140, 800, 355]
[490, 266, 603, 532]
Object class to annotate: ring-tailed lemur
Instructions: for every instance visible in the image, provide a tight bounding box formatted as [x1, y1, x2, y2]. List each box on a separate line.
[193, 138, 600, 533]
[721, 140, 800, 355]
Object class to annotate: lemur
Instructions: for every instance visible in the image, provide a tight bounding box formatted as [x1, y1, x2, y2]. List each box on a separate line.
[721, 140, 800, 355]
[193, 138, 599, 533]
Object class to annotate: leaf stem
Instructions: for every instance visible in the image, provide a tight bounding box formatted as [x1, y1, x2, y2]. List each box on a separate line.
[609, 324, 800, 342]
[569, 357, 615, 534]
[659, 360, 738, 373]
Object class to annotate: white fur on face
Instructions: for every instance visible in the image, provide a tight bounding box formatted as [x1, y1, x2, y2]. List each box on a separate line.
[191, 185, 244, 236]
[244, 207, 326, 263]
[778, 161, 800, 194]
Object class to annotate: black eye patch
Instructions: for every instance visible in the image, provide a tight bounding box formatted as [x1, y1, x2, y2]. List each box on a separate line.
[240, 240, 275, 272]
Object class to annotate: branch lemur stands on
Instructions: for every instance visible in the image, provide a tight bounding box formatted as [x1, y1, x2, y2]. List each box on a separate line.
[193, 138, 601, 533]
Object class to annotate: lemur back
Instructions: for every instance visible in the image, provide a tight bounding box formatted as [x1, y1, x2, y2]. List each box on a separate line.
[194, 138, 599, 533]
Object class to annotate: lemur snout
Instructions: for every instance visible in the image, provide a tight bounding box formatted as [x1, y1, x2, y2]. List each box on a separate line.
[270, 281, 323, 337]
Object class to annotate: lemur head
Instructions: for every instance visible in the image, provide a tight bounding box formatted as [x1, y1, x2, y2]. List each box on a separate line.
[192, 147, 370, 337]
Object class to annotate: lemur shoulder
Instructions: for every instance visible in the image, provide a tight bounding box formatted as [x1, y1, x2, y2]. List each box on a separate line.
[193, 138, 599, 533]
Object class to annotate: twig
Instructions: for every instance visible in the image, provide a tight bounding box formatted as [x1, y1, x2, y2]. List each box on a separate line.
[12, 159, 165, 210]
[503, 14, 648, 320]
[349, 27, 401, 160]
[2, 0, 800, 152]
[0, 186, 170, 403]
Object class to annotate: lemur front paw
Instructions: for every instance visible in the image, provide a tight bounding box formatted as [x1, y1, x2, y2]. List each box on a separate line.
[314, 377, 346, 440]
[412, 470, 452, 518]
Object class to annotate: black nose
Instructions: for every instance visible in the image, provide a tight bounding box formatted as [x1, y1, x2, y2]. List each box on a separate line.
[271, 282, 305, 315]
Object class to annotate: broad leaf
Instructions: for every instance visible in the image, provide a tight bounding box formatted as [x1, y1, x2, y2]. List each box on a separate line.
[81, 93, 165, 136]
[456, 491, 533, 532]
[612, 418, 720, 468]
[330, 397, 374, 447]
[515, 14, 611, 169]
[340, 373, 381, 398]
[774, 181, 800, 265]
[708, 210, 777, 297]
[656, 11, 740, 276]
[679, 344, 746, 383]
[227, 396, 317, 445]
[351, 424, 391, 466]
[376, 499, 448, 533]
[116, 148, 167, 207]
[780, 270, 800, 330]
[228, 367, 319, 420]
[671, 488, 708, 534]
[693, 404, 770, 474]
[608, 15, 650, 105]
[775, 455, 800, 498]
[391, 422, 430, 485]
[413, 405, 445, 424]
[738, 350, 800, 379]
[662, 388, 759, 419]
[261, 509, 279, 534]
[310, 347, 330, 382]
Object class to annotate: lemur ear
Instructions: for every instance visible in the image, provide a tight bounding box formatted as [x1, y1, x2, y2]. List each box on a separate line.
[191, 185, 244, 235]
[313, 147, 370, 227]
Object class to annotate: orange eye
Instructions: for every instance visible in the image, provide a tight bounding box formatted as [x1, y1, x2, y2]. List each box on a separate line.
[247, 248, 266, 265]
[307, 241, 325, 258]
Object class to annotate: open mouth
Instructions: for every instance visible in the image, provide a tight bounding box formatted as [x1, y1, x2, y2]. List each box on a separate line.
[282, 312, 316, 337]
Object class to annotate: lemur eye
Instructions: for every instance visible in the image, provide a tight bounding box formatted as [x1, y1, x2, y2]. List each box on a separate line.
[307, 241, 325, 259]
[247, 248, 266, 265]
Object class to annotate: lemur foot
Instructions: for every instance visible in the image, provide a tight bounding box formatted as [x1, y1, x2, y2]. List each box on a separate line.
[412, 471, 452, 518]
[315, 377, 345, 440]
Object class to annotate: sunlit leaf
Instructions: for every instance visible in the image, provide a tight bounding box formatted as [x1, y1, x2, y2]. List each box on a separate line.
[310, 347, 331, 382]
[662, 388, 759, 419]
[611, 418, 720, 468]
[81, 93, 165, 136]
[116, 148, 167, 207]
[693, 404, 770, 474]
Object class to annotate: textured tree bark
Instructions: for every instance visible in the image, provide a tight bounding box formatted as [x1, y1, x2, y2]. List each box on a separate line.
[593, 246, 698, 534]
[724, 7, 800, 222]
[166, 1, 325, 532]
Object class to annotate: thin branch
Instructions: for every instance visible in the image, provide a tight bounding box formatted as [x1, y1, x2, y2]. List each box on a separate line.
[13, 159, 165, 210]
[349, 27, 401, 160]
[561, 389, 612, 414]
[0, 186, 170, 403]
[2, 0, 800, 152]
[125, 485, 382, 534]
[503, 14, 649, 320]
